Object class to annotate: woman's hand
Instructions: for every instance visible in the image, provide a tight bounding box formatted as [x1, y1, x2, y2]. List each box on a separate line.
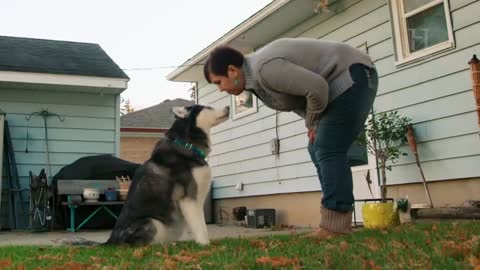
[308, 128, 316, 144]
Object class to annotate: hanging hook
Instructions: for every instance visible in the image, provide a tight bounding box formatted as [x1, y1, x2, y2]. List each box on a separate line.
[25, 109, 65, 122]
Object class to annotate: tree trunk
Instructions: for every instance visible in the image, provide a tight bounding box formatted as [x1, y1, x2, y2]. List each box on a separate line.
[381, 159, 387, 202]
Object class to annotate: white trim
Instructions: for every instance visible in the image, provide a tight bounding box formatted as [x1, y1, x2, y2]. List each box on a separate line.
[351, 164, 370, 172]
[390, 0, 455, 65]
[212, 176, 321, 199]
[394, 41, 454, 66]
[232, 93, 258, 120]
[403, 0, 443, 17]
[166, 0, 290, 81]
[0, 70, 128, 89]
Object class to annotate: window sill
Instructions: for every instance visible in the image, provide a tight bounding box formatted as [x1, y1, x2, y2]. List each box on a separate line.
[394, 41, 456, 67]
[232, 107, 258, 120]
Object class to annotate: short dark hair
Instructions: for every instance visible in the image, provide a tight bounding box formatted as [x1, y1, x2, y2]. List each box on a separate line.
[203, 46, 244, 83]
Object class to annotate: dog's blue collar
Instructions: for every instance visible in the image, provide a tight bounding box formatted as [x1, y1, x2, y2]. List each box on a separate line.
[173, 139, 206, 159]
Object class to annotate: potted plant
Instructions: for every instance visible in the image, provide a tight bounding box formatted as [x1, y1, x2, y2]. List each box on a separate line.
[396, 197, 412, 223]
[358, 110, 411, 229]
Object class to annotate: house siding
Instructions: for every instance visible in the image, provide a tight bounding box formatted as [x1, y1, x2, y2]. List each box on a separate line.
[120, 136, 160, 164]
[201, 0, 388, 199]
[199, 0, 480, 200]
[0, 87, 117, 228]
[373, 0, 480, 184]
[213, 177, 480, 227]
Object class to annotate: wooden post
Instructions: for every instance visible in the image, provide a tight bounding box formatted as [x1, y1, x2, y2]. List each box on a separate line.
[468, 54, 480, 131]
[406, 125, 433, 208]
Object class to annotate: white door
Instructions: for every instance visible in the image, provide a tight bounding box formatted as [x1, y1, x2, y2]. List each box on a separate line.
[349, 125, 382, 225]
[352, 165, 380, 224]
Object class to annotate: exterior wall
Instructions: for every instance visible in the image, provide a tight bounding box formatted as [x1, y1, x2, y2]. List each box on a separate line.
[198, 0, 480, 205]
[387, 177, 480, 208]
[0, 87, 118, 228]
[278, 0, 480, 185]
[200, 0, 388, 200]
[120, 136, 161, 164]
[364, 0, 480, 185]
[213, 177, 480, 227]
[214, 192, 322, 228]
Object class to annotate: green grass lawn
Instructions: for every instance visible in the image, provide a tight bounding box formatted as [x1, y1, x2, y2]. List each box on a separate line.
[0, 221, 479, 269]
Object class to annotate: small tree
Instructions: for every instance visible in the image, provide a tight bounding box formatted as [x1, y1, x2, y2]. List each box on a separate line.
[120, 98, 135, 116]
[188, 84, 197, 101]
[358, 111, 412, 202]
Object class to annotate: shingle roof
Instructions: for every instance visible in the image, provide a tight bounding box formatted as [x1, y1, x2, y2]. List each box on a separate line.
[0, 35, 129, 79]
[121, 98, 194, 129]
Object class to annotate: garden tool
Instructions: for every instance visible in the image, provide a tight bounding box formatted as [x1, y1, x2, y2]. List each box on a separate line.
[406, 125, 433, 208]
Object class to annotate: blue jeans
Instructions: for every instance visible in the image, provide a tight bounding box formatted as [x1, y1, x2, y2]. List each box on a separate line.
[307, 64, 378, 212]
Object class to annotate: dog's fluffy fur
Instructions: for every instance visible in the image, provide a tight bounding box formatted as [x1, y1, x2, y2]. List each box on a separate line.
[105, 104, 229, 246]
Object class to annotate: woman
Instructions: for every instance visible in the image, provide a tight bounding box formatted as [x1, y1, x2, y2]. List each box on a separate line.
[203, 38, 378, 237]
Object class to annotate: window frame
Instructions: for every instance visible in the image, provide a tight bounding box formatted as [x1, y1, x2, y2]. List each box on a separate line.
[231, 92, 258, 120]
[390, 0, 455, 65]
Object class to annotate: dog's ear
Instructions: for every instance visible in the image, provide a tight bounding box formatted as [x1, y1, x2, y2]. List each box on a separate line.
[172, 107, 189, 118]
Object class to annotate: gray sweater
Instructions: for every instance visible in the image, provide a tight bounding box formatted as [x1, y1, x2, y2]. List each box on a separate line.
[242, 38, 374, 128]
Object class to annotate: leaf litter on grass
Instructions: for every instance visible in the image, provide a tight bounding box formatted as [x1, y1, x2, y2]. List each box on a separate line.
[0, 259, 12, 269]
[1, 221, 480, 269]
[256, 256, 302, 269]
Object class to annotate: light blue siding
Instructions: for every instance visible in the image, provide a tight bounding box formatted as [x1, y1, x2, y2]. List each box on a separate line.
[198, 0, 480, 199]
[0, 87, 118, 228]
[1, 88, 117, 176]
[374, 0, 480, 184]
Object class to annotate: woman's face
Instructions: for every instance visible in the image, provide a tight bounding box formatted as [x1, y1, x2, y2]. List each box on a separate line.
[209, 65, 244, 96]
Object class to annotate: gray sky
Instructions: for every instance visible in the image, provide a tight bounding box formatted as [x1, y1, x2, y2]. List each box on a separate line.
[0, 0, 272, 109]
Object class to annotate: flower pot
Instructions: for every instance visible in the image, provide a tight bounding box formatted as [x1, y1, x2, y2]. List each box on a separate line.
[118, 182, 130, 201]
[362, 202, 399, 229]
[118, 189, 129, 201]
[119, 182, 131, 190]
[399, 209, 412, 224]
[396, 198, 412, 224]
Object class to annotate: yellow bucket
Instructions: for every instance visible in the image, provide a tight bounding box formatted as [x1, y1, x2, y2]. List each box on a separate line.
[362, 202, 399, 229]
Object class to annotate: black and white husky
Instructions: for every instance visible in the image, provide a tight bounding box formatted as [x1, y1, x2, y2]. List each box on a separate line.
[105, 104, 229, 246]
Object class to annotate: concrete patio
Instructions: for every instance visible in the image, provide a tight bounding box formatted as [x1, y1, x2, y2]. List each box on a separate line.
[0, 224, 310, 246]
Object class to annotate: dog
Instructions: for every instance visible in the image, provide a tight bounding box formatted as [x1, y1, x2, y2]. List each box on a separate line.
[105, 104, 229, 246]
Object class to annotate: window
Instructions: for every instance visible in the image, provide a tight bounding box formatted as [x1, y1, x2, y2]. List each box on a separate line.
[390, 0, 454, 64]
[232, 91, 258, 119]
